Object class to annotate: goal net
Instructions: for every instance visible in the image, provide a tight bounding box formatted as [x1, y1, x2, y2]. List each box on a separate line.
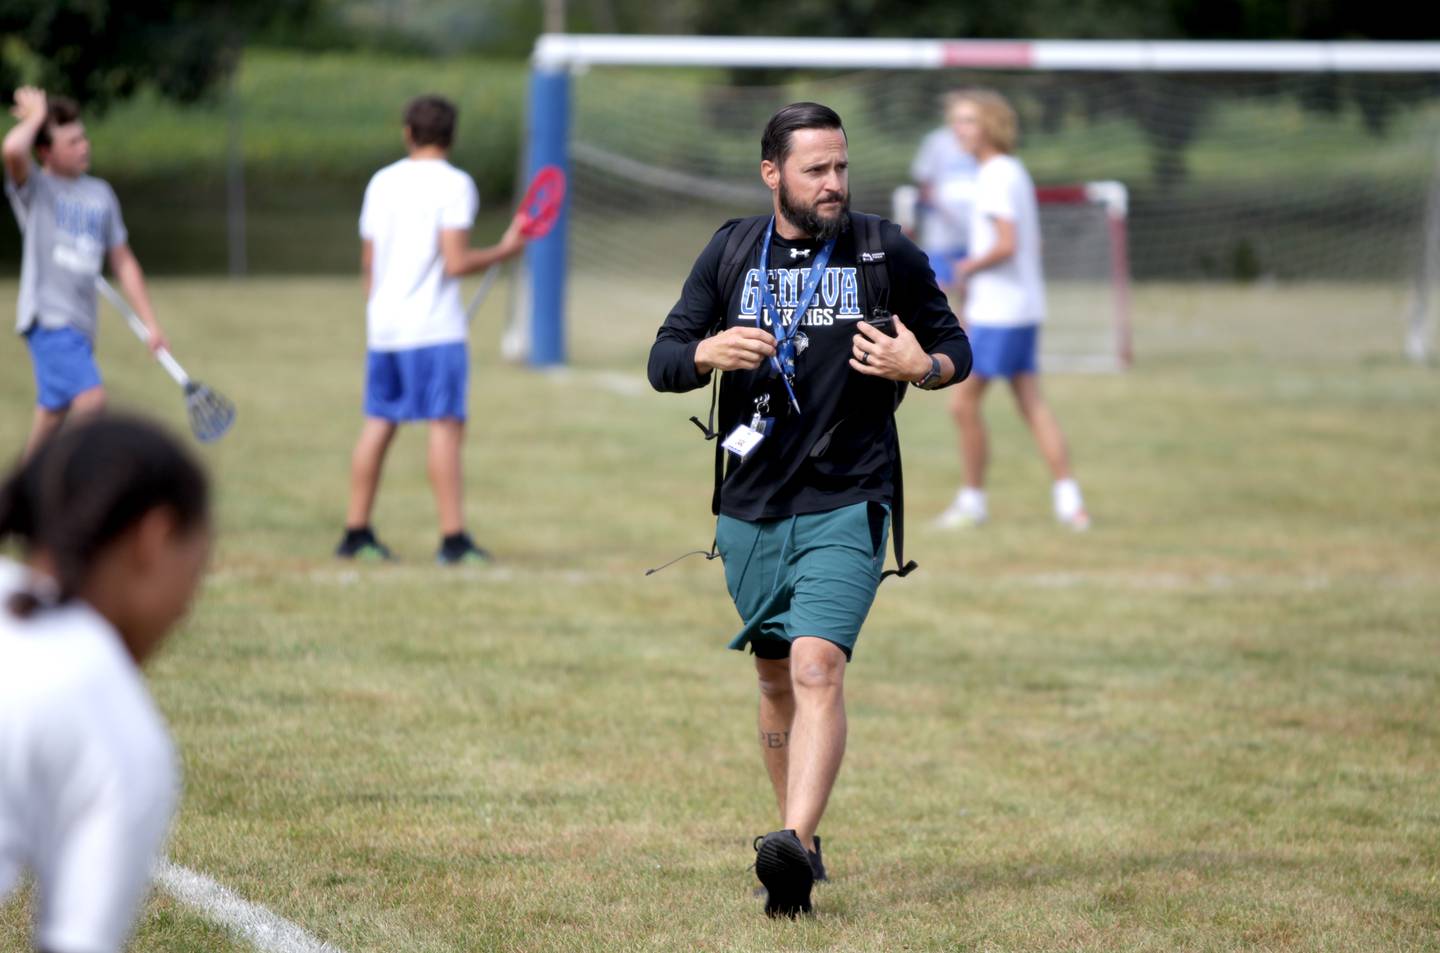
[892, 179, 1132, 371]
[521, 39, 1440, 368]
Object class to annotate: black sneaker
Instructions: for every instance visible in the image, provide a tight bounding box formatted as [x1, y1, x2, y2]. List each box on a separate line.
[335, 527, 393, 561]
[436, 532, 492, 566]
[754, 829, 814, 918]
[754, 834, 827, 898]
[808, 835, 828, 883]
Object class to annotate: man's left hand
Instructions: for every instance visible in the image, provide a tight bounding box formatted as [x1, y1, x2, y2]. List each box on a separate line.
[850, 315, 930, 382]
[497, 213, 528, 260]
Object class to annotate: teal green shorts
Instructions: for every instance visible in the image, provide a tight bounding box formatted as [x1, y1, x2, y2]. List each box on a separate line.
[715, 500, 890, 661]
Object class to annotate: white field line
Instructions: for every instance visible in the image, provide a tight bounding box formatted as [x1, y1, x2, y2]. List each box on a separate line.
[156, 861, 346, 953]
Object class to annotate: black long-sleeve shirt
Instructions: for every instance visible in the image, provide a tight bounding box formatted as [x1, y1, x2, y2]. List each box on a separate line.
[649, 215, 971, 520]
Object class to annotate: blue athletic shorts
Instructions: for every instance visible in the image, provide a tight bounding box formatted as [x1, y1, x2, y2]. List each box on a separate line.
[925, 247, 968, 286]
[364, 342, 468, 422]
[968, 324, 1039, 379]
[26, 326, 102, 410]
[715, 501, 890, 662]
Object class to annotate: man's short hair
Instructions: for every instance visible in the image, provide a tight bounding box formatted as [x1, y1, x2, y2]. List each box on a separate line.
[404, 95, 458, 149]
[952, 89, 1019, 154]
[761, 102, 846, 166]
[35, 96, 81, 153]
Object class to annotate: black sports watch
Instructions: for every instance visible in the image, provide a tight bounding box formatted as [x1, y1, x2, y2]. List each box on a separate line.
[912, 354, 943, 390]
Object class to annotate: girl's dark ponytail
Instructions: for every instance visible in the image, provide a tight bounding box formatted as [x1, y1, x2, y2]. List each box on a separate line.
[0, 457, 43, 617]
[0, 414, 209, 619]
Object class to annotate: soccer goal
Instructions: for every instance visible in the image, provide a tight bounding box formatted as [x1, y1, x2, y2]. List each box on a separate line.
[516, 37, 1440, 368]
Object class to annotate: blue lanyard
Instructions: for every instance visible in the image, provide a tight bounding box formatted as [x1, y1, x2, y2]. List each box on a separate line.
[757, 217, 835, 351]
[756, 217, 835, 413]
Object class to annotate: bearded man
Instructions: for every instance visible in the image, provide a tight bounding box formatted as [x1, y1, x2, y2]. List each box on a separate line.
[647, 101, 972, 918]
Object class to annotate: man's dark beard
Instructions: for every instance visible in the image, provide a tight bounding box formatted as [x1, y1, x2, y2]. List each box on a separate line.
[779, 177, 849, 242]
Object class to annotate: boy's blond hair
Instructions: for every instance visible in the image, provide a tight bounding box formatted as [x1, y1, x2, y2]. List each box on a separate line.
[948, 88, 1019, 154]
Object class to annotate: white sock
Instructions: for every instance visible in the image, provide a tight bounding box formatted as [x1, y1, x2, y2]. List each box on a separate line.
[1053, 478, 1083, 519]
[958, 486, 987, 518]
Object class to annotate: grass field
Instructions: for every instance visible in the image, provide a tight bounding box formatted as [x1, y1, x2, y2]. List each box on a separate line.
[1, 277, 1437, 952]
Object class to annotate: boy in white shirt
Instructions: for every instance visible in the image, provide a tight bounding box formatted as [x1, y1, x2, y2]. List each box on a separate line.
[934, 89, 1090, 531]
[337, 95, 527, 564]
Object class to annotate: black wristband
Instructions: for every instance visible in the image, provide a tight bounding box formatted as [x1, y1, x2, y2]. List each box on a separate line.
[912, 354, 943, 390]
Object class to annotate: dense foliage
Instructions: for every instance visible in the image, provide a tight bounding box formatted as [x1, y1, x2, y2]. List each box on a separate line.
[0, 0, 317, 109]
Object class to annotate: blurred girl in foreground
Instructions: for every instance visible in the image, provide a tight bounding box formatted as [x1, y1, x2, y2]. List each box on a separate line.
[0, 414, 211, 953]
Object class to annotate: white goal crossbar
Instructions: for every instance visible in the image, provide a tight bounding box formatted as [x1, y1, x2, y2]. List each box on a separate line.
[520, 36, 1440, 367]
[536, 35, 1440, 74]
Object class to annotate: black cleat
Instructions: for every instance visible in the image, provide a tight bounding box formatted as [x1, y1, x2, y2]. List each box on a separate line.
[335, 527, 394, 561]
[436, 532, 492, 566]
[754, 833, 827, 898]
[808, 835, 828, 883]
[754, 829, 814, 918]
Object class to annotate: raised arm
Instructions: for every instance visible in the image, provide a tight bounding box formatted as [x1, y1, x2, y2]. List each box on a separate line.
[3, 87, 47, 188]
[440, 215, 527, 278]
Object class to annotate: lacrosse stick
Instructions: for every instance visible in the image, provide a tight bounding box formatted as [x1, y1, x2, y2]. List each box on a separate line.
[466, 164, 568, 333]
[94, 279, 236, 443]
[7, 191, 236, 443]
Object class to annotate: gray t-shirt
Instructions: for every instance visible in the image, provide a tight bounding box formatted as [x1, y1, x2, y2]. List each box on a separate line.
[6, 168, 127, 340]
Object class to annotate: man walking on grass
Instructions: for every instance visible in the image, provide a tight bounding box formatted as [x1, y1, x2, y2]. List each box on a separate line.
[337, 94, 528, 565]
[648, 102, 971, 917]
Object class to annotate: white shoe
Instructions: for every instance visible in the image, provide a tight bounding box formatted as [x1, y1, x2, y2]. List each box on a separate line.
[935, 495, 986, 529]
[1052, 479, 1088, 531]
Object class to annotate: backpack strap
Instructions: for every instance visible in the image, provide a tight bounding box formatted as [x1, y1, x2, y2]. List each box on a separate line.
[718, 215, 769, 307]
[690, 215, 769, 444]
[849, 211, 916, 581]
[694, 214, 770, 514]
[880, 427, 918, 581]
[850, 211, 892, 324]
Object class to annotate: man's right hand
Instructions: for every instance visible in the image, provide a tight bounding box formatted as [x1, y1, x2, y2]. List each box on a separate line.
[695, 326, 777, 373]
[10, 87, 46, 125]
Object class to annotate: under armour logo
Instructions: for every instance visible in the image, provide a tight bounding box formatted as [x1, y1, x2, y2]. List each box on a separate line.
[789, 247, 811, 260]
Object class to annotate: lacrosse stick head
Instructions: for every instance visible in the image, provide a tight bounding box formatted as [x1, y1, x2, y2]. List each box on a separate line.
[516, 165, 566, 239]
[183, 381, 236, 443]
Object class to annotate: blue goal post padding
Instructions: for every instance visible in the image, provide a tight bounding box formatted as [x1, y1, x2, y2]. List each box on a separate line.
[526, 66, 570, 368]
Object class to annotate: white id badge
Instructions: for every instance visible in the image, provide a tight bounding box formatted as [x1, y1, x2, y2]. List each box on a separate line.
[722, 423, 766, 459]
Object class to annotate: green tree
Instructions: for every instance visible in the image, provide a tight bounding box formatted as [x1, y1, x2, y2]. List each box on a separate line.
[0, 1, 318, 110]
